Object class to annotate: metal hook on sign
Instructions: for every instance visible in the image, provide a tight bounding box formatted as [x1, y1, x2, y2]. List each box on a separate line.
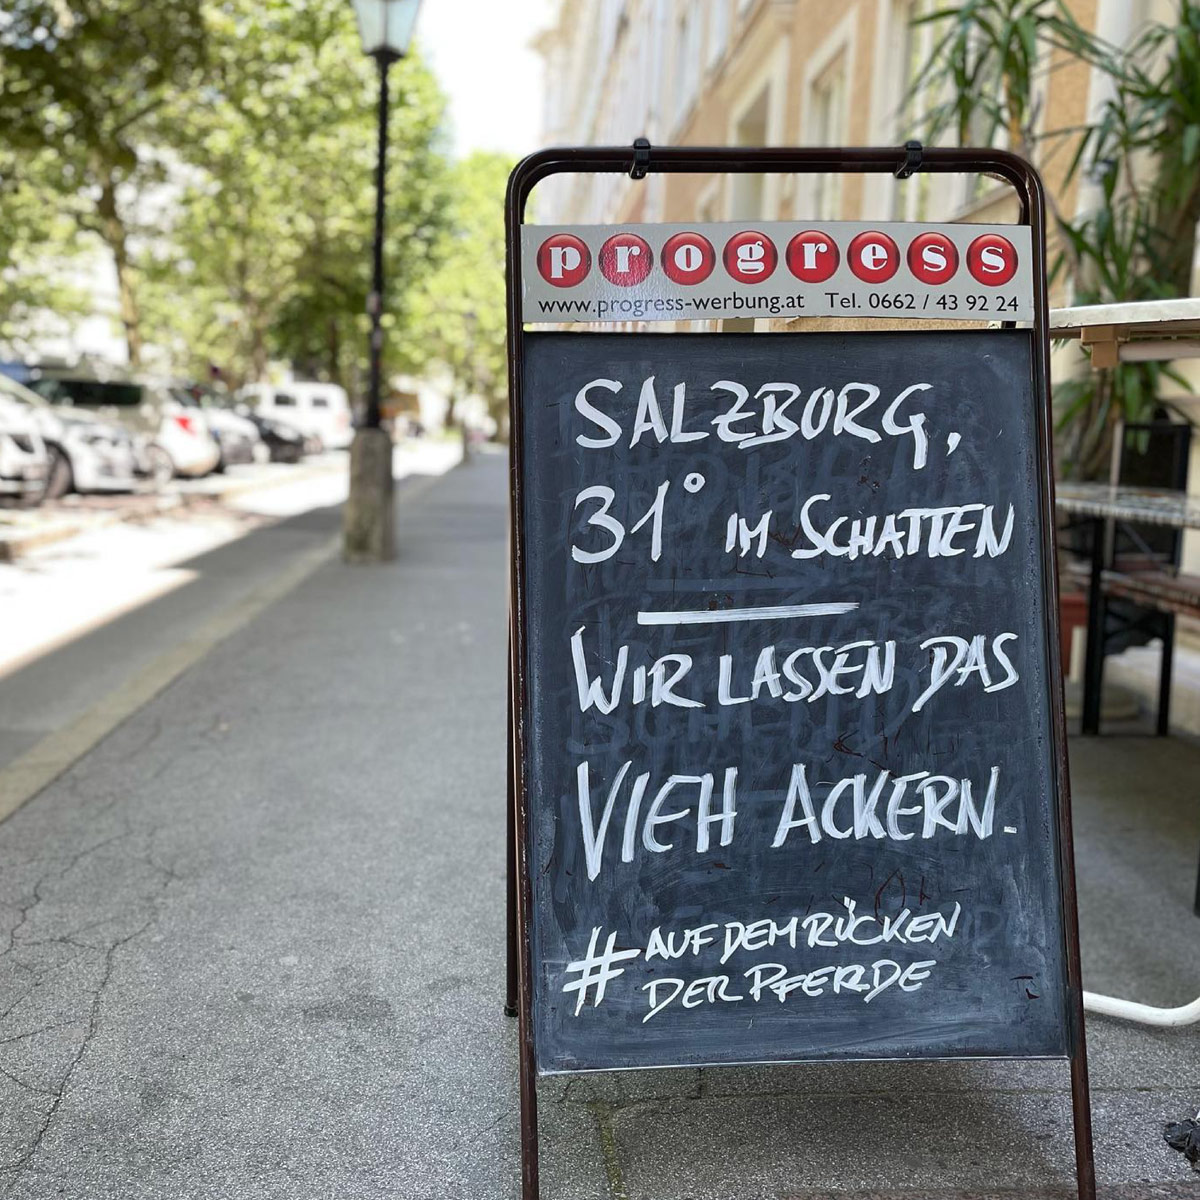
[630, 137, 651, 180]
[895, 140, 924, 179]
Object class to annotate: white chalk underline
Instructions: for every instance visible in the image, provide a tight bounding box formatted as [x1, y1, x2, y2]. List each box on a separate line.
[637, 602, 859, 626]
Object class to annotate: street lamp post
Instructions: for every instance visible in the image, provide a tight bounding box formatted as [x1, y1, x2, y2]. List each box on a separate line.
[460, 308, 477, 464]
[344, 0, 423, 562]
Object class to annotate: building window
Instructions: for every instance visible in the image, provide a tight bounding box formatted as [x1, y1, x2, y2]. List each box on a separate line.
[708, 0, 730, 70]
[731, 84, 770, 219]
[892, 0, 932, 220]
[809, 54, 847, 218]
[890, 0, 1004, 217]
[674, 5, 702, 128]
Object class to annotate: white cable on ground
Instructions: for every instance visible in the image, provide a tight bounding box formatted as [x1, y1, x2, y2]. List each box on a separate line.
[1084, 989, 1200, 1027]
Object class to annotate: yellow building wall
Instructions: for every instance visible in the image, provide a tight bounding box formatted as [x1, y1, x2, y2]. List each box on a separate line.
[593, 0, 1103, 256]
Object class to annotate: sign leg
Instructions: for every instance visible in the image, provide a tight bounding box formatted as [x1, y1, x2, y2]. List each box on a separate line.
[1194, 839, 1200, 918]
[512, 635, 539, 1196]
[505, 752, 518, 1016]
[1070, 1043, 1097, 1200]
[518, 1036, 540, 1200]
[506, 659, 518, 1018]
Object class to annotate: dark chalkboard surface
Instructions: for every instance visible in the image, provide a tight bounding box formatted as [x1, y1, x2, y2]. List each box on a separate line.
[519, 330, 1069, 1074]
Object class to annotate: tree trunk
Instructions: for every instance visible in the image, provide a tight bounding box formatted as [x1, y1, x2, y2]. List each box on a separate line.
[96, 174, 142, 369]
[327, 316, 342, 387]
[455, 387, 472, 463]
[246, 307, 268, 382]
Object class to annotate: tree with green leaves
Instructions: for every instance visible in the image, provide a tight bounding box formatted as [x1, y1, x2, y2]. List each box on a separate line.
[145, 0, 448, 392]
[0, 148, 85, 346]
[403, 151, 511, 435]
[1061, 4, 1200, 300]
[0, 0, 449, 390]
[1052, 4, 1200, 476]
[0, 0, 208, 366]
[916, 0, 1109, 162]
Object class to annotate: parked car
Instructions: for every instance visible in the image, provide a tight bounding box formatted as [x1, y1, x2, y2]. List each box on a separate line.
[21, 367, 220, 483]
[242, 411, 307, 463]
[174, 385, 265, 471]
[0, 372, 138, 498]
[0, 393, 49, 505]
[240, 381, 353, 451]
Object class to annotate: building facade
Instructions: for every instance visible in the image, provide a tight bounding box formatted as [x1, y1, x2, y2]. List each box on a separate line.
[533, 0, 1147, 251]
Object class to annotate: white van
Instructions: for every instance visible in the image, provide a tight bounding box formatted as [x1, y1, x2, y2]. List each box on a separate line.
[242, 381, 353, 451]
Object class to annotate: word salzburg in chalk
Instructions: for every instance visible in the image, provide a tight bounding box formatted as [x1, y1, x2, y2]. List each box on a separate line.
[574, 375, 937, 469]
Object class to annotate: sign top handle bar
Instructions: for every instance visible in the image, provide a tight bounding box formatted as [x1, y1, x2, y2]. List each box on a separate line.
[506, 142, 1045, 229]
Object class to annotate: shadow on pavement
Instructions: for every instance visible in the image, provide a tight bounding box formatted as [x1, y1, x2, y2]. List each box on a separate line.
[0, 472, 441, 774]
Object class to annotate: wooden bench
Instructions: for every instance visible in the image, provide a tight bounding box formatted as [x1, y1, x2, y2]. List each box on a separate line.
[1059, 418, 1195, 739]
[1099, 567, 1200, 618]
[1062, 557, 1200, 737]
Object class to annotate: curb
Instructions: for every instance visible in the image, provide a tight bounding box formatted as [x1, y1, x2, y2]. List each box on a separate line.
[0, 494, 185, 563]
[0, 518, 90, 562]
[200, 456, 347, 504]
[0, 458, 346, 563]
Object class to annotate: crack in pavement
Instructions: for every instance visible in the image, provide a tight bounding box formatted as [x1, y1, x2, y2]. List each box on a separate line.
[0, 821, 182, 1190]
[0, 826, 140, 1003]
[0, 1020, 76, 1049]
[0, 913, 157, 1190]
[0, 1062, 59, 1098]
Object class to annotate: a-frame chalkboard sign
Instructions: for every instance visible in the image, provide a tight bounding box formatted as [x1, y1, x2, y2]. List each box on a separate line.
[504, 144, 1095, 1200]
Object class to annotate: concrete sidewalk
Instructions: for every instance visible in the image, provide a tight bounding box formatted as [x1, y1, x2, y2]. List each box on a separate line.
[1, 454, 1199, 1198]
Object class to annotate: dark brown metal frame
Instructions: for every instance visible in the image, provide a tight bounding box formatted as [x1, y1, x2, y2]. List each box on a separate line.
[503, 143, 1095, 1200]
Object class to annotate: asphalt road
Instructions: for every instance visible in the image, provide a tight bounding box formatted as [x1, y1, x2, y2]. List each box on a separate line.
[0, 453, 1198, 1198]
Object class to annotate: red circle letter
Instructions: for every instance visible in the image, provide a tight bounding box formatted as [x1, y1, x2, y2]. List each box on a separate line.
[536, 234, 591, 288]
[906, 232, 959, 285]
[598, 232, 654, 287]
[722, 231, 778, 284]
[661, 232, 716, 284]
[966, 233, 1018, 286]
[848, 232, 900, 284]
[786, 230, 840, 283]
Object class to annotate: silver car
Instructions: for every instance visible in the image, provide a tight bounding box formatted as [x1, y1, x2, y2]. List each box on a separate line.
[0, 373, 138, 498]
[173, 385, 266, 470]
[0, 394, 49, 504]
[23, 368, 219, 484]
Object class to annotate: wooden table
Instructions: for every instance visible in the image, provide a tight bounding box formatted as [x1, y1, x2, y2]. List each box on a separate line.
[1055, 481, 1200, 529]
[1056, 482, 1200, 737]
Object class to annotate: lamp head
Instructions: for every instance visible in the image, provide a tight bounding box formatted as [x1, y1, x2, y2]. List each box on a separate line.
[352, 0, 422, 62]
